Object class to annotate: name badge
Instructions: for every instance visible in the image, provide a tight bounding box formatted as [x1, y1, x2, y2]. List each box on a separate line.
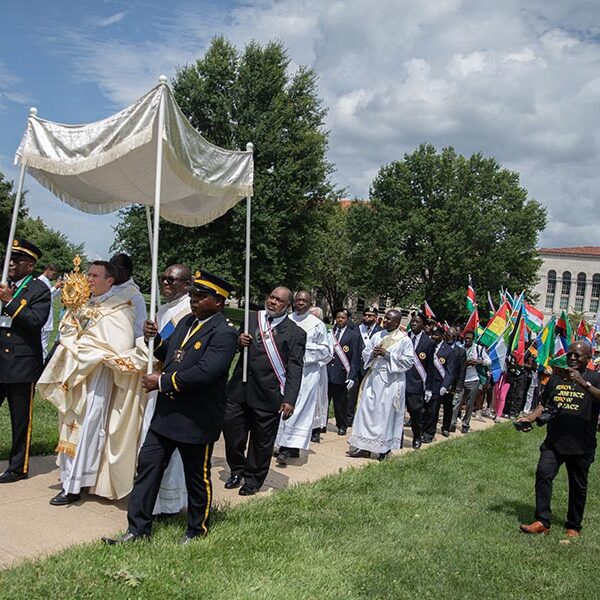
[0, 316, 12, 329]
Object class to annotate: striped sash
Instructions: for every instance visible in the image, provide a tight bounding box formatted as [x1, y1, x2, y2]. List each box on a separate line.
[258, 311, 286, 394]
[332, 330, 351, 376]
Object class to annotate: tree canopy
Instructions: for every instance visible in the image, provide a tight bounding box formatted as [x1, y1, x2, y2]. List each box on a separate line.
[347, 144, 547, 321]
[113, 37, 337, 296]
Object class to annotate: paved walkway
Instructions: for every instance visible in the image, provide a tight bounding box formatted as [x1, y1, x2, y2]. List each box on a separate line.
[0, 416, 496, 569]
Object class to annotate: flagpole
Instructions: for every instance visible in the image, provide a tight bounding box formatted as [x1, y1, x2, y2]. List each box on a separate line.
[242, 142, 254, 383]
[147, 76, 167, 374]
[145, 205, 161, 312]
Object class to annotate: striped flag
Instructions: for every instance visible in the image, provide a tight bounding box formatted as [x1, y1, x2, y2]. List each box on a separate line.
[466, 276, 477, 313]
[423, 301, 436, 319]
[556, 310, 574, 349]
[488, 336, 508, 382]
[550, 335, 567, 368]
[577, 319, 593, 343]
[478, 301, 511, 347]
[508, 309, 526, 366]
[524, 302, 544, 334]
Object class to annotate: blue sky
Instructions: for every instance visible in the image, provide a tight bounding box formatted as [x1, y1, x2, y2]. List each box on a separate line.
[1, 1, 599, 258]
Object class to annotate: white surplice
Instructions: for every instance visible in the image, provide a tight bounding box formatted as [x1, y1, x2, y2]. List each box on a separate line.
[276, 311, 333, 450]
[112, 278, 147, 340]
[141, 293, 191, 514]
[349, 329, 415, 454]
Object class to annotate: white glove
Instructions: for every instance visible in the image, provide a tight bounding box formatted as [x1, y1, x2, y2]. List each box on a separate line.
[439, 387, 447, 396]
[345, 379, 355, 390]
[424, 390, 432, 402]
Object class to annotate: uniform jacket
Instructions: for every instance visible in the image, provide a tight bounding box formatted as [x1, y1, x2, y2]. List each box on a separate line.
[151, 311, 238, 445]
[428, 341, 457, 395]
[405, 331, 435, 394]
[327, 326, 362, 385]
[227, 311, 306, 412]
[451, 346, 467, 392]
[0, 276, 50, 383]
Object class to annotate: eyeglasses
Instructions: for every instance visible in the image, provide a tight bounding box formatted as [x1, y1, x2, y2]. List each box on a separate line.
[161, 276, 187, 284]
[566, 352, 583, 359]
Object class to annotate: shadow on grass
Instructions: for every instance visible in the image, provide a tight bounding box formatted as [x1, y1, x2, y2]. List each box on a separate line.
[488, 499, 532, 523]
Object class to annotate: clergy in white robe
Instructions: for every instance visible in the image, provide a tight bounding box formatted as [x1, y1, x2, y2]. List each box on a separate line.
[38, 261, 146, 504]
[309, 306, 330, 436]
[275, 293, 332, 465]
[139, 264, 192, 515]
[348, 309, 414, 459]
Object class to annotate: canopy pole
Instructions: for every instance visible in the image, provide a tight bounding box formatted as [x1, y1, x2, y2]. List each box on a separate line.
[1, 107, 37, 286]
[147, 76, 168, 374]
[145, 205, 161, 312]
[242, 142, 254, 383]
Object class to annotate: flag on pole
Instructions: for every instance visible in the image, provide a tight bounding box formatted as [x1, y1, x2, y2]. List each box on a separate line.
[556, 310, 574, 349]
[478, 301, 511, 347]
[508, 309, 526, 366]
[466, 276, 477, 313]
[550, 335, 567, 368]
[423, 301, 436, 319]
[488, 336, 508, 382]
[577, 319, 593, 343]
[524, 302, 544, 334]
[536, 317, 556, 370]
[463, 308, 479, 333]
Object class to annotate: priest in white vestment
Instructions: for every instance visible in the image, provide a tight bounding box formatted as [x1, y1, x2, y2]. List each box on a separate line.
[275, 292, 332, 465]
[139, 264, 192, 515]
[309, 306, 329, 439]
[347, 309, 414, 460]
[38, 260, 145, 504]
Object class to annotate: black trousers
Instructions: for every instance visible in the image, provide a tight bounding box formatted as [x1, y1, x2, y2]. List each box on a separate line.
[223, 399, 281, 490]
[0, 382, 34, 475]
[423, 392, 453, 438]
[534, 446, 595, 531]
[328, 383, 348, 429]
[405, 392, 424, 441]
[505, 374, 526, 417]
[127, 429, 214, 537]
[346, 374, 363, 426]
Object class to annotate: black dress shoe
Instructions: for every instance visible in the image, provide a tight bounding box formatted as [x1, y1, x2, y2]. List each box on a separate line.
[449, 425, 456, 433]
[378, 450, 391, 462]
[180, 533, 204, 545]
[0, 471, 28, 484]
[346, 448, 370, 458]
[311, 432, 321, 443]
[441, 430, 450, 438]
[412, 438, 422, 450]
[49, 491, 81, 506]
[320, 427, 327, 434]
[422, 436, 433, 444]
[238, 484, 259, 496]
[102, 531, 146, 545]
[337, 427, 347, 436]
[224, 474, 243, 489]
[276, 451, 289, 467]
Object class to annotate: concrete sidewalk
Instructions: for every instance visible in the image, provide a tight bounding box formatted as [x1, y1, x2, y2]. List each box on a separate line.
[0, 416, 496, 569]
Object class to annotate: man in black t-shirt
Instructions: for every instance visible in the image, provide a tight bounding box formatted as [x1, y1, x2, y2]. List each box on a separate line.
[517, 341, 600, 537]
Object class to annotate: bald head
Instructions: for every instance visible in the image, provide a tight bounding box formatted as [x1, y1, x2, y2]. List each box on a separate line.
[567, 340, 592, 371]
[161, 263, 192, 302]
[383, 309, 402, 332]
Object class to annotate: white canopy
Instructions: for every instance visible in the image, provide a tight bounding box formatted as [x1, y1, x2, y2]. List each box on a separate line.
[14, 83, 253, 226]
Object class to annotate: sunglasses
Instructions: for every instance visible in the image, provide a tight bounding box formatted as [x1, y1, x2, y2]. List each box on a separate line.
[161, 276, 187, 284]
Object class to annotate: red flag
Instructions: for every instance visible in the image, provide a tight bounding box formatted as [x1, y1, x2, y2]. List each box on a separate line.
[466, 276, 477, 313]
[463, 308, 479, 333]
[423, 301, 436, 319]
[577, 319, 592, 341]
[512, 318, 526, 366]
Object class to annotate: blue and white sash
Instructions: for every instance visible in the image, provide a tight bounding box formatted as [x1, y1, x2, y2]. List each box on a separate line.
[258, 310, 286, 394]
[433, 347, 446, 379]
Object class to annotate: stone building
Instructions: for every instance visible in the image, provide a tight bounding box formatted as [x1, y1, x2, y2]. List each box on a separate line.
[533, 247, 600, 318]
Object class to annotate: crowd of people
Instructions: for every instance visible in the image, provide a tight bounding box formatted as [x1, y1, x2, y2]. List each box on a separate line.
[1, 238, 599, 542]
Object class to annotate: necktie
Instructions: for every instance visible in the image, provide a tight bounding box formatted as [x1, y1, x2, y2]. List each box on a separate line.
[9, 281, 17, 294]
[336, 327, 341, 340]
[411, 333, 417, 348]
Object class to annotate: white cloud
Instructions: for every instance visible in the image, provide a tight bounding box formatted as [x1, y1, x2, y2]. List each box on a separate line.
[34, 0, 600, 250]
[90, 11, 128, 28]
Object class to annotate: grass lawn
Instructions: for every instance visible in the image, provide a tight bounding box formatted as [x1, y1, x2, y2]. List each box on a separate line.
[1, 423, 599, 599]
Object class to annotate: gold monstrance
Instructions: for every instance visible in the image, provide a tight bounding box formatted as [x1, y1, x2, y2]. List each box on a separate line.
[61, 255, 90, 312]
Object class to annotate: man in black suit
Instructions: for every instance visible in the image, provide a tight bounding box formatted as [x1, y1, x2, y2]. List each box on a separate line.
[423, 325, 457, 443]
[443, 326, 466, 435]
[405, 312, 435, 449]
[0, 239, 51, 483]
[346, 306, 383, 427]
[104, 271, 238, 544]
[327, 308, 362, 435]
[224, 287, 306, 496]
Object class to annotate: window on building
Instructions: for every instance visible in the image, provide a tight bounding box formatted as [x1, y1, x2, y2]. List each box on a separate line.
[574, 273, 587, 312]
[545, 270, 556, 310]
[590, 274, 600, 313]
[559, 271, 571, 310]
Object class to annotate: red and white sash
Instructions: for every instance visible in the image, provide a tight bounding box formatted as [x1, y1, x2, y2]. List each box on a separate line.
[433, 346, 446, 379]
[332, 329, 351, 376]
[258, 311, 286, 394]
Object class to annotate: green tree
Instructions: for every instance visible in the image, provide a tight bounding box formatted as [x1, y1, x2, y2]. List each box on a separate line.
[348, 144, 547, 321]
[0, 170, 84, 273]
[113, 37, 336, 297]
